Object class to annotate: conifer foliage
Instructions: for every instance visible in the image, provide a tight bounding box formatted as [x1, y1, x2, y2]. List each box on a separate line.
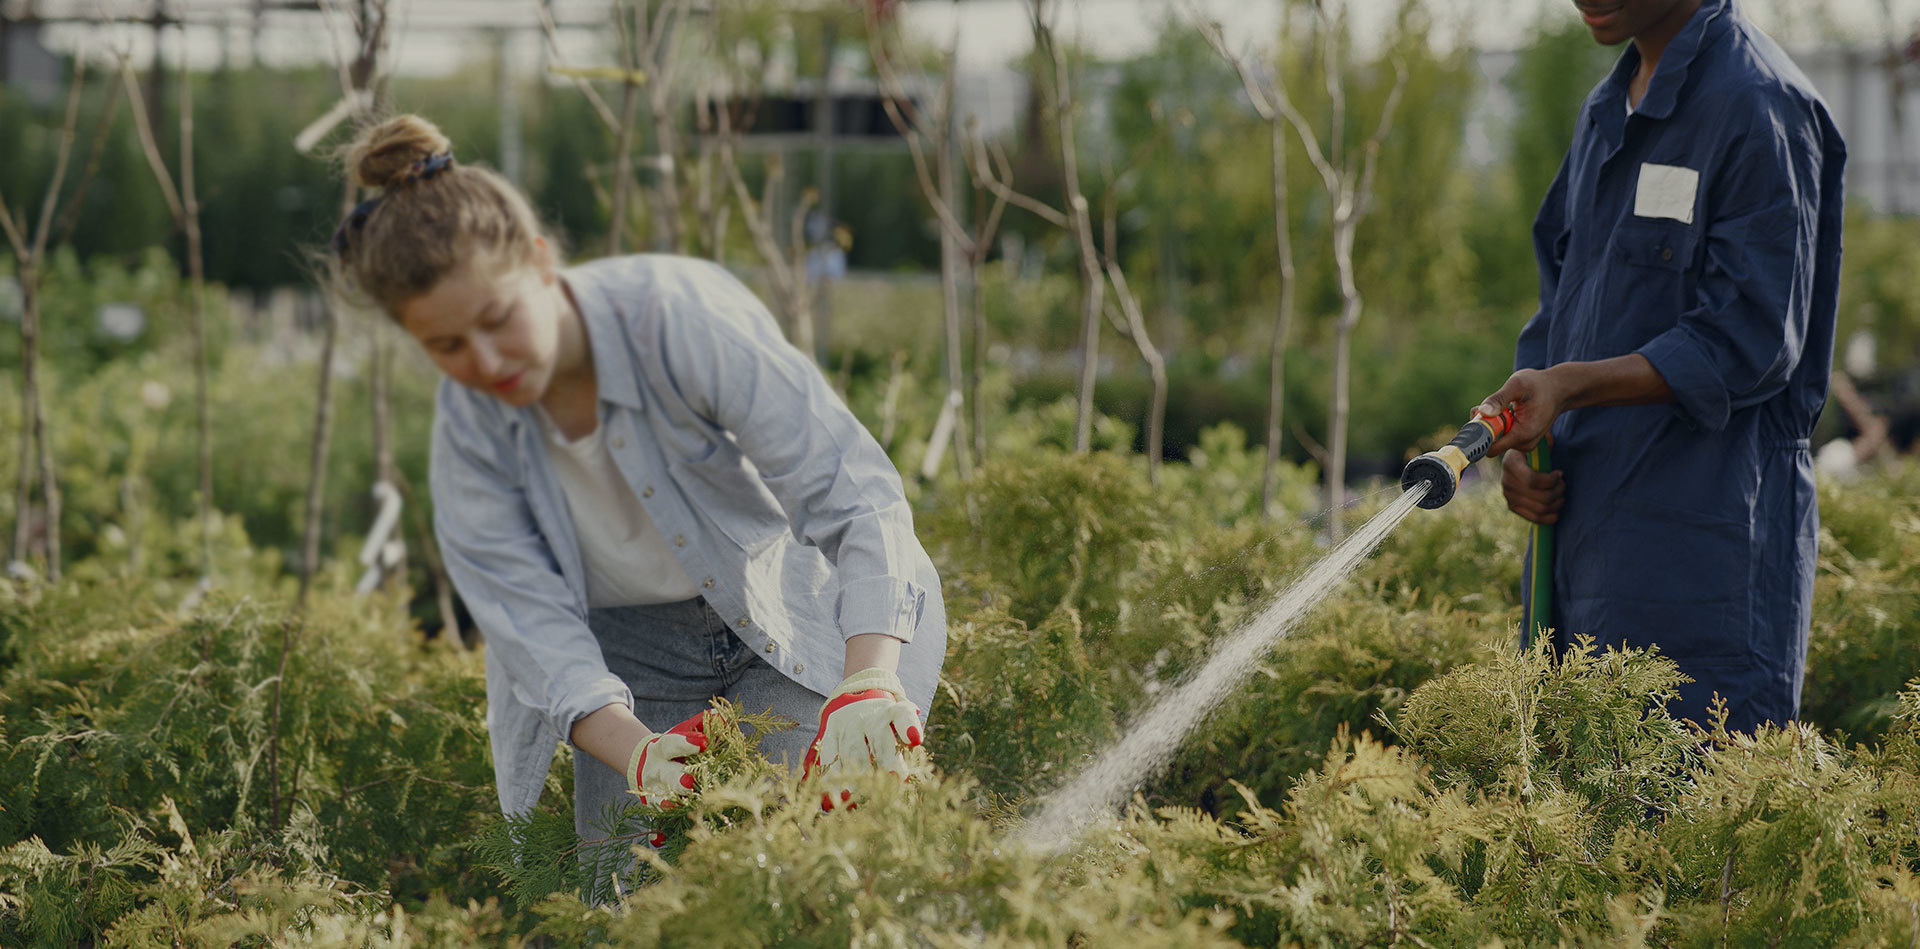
[3, 352, 1919, 943]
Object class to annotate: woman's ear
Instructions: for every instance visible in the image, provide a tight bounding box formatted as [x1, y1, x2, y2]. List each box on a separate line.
[534, 237, 557, 286]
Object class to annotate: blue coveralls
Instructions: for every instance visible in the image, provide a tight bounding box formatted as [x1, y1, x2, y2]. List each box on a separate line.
[1515, 0, 1846, 733]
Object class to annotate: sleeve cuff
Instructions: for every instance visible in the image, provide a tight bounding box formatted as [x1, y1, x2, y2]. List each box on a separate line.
[552, 675, 634, 748]
[1637, 327, 1730, 434]
[836, 575, 927, 644]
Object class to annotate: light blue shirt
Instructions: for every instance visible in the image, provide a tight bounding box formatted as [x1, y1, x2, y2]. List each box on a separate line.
[430, 255, 946, 816]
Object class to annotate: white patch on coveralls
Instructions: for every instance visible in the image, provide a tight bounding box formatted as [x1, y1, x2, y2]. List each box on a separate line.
[1634, 163, 1700, 224]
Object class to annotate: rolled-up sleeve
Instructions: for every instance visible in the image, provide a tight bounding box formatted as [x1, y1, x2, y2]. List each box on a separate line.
[430, 385, 631, 742]
[1637, 95, 1823, 433]
[655, 269, 929, 643]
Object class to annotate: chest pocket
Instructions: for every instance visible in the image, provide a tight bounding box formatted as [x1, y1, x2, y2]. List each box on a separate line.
[1614, 219, 1697, 271]
[1602, 219, 1699, 354]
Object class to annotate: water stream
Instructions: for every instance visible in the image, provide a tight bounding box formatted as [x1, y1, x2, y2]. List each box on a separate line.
[1017, 480, 1435, 852]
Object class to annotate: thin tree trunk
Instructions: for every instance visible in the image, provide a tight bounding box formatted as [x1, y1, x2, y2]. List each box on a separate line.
[1262, 118, 1296, 520]
[1327, 267, 1360, 539]
[694, 93, 721, 258]
[33, 370, 60, 581]
[784, 181, 818, 360]
[969, 257, 989, 464]
[647, 100, 683, 253]
[298, 273, 343, 606]
[369, 319, 399, 591]
[11, 269, 39, 568]
[937, 118, 972, 479]
[182, 61, 215, 585]
[1043, 32, 1105, 454]
[4, 62, 88, 579]
[608, 79, 640, 256]
[1102, 247, 1166, 486]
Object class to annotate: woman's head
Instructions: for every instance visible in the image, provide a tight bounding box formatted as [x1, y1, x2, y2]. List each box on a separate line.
[332, 115, 579, 406]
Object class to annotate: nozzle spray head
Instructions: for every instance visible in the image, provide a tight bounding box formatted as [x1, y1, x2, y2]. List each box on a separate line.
[1401, 406, 1516, 510]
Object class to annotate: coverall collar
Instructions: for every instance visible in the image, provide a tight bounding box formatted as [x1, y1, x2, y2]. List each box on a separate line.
[1594, 0, 1736, 123]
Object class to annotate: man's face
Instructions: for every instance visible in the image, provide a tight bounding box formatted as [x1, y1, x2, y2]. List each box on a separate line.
[1572, 0, 1695, 46]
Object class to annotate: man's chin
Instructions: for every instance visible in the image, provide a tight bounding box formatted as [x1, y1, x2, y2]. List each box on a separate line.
[1587, 25, 1632, 45]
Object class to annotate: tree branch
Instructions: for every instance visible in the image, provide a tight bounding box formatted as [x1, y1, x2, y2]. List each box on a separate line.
[537, 0, 620, 131]
[975, 136, 1066, 227]
[118, 54, 186, 223]
[31, 56, 91, 262]
[0, 191, 28, 261]
[51, 77, 127, 252]
[1352, 58, 1409, 222]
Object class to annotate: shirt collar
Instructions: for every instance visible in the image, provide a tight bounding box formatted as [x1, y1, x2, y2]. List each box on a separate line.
[562, 262, 645, 411]
[498, 261, 642, 441]
[1595, 0, 1735, 122]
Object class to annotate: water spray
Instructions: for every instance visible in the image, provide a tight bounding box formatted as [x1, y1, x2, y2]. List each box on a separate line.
[1399, 405, 1516, 509]
[1018, 407, 1527, 853]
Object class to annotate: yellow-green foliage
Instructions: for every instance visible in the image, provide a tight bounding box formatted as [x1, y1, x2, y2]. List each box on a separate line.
[6, 319, 1920, 945]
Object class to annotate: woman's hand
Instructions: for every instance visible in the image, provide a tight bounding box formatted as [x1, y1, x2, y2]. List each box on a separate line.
[628, 711, 711, 808]
[803, 667, 923, 811]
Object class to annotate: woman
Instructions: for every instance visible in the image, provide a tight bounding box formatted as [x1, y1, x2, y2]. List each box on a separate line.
[328, 115, 945, 853]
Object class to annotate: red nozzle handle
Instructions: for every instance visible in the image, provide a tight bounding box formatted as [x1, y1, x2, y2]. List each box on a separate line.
[1473, 405, 1516, 438]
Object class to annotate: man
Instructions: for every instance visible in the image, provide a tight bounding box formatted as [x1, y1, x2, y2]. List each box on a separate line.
[1475, 0, 1845, 733]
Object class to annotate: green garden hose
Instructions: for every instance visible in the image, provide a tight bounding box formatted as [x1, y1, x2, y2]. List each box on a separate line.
[1523, 439, 1553, 648]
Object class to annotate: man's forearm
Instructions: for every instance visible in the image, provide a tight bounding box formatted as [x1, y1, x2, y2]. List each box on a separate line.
[1546, 354, 1675, 410]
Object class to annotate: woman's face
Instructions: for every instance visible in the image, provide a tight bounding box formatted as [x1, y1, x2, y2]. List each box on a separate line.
[398, 247, 564, 407]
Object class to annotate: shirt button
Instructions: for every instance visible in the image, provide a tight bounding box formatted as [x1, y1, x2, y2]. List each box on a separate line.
[764, 642, 777, 653]
[674, 534, 686, 547]
[611, 436, 625, 449]
[793, 663, 804, 674]
[1661, 247, 1674, 261]
[737, 616, 750, 628]
[642, 486, 654, 498]
[703, 577, 715, 589]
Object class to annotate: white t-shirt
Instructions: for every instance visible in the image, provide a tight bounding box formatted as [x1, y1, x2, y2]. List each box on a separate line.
[536, 409, 701, 608]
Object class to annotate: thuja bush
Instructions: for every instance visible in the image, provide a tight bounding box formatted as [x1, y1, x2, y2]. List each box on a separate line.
[455, 645, 1920, 947]
[922, 448, 1164, 636]
[468, 699, 800, 910]
[1802, 461, 1920, 740]
[929, 606, 1116, 804]
[1125, 653, 1920, 947]
[539, 770, 1239, 948]
[0, 585, 498, 944]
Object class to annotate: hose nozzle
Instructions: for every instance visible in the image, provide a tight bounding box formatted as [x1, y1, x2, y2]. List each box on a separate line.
[1401, 406, 1516, 509]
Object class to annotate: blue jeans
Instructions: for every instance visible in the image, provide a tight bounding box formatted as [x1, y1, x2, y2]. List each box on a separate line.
[574, 597, 825, 892]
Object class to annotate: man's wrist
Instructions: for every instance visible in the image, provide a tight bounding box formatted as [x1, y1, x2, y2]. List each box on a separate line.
[1544, 362, 1595, 411]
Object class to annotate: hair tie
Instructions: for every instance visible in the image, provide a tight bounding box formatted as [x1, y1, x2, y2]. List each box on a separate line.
[406, 151, 455, 185]
[329, 195, 385, 258]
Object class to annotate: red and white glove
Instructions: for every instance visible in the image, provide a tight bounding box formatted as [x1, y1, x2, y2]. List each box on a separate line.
[803, 668, 923, 810]
[627, 710, 710, 809]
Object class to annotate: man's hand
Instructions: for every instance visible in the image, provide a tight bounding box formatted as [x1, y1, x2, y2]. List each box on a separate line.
[804, 667, 922, 810]
[627, 711, 711, 808]
[1501, 448, 1565, 525]
[1478, 356, 1677, 457]
[1476, 368, 1566, 457]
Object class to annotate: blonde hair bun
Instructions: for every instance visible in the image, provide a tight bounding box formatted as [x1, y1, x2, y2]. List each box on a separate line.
[346, 115, 454, 191]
